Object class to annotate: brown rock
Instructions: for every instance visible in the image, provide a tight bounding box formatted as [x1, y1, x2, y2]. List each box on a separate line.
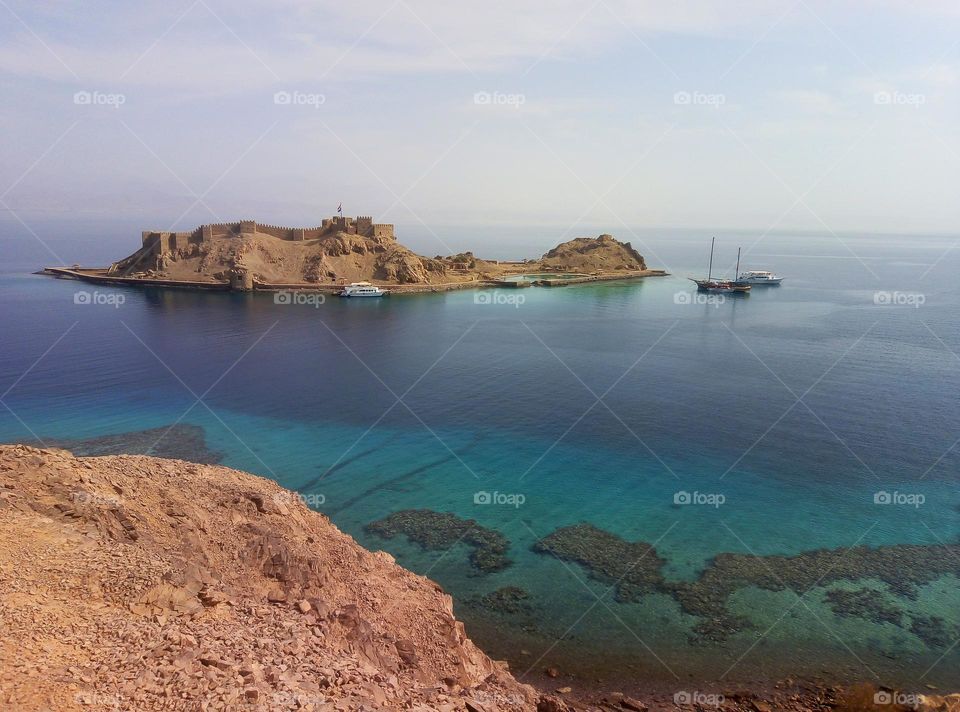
[395, 639, 418, 667]
[537, 697, 570, 712]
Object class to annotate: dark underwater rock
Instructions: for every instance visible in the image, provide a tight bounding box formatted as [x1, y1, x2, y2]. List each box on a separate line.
[531, 522, 960, 644]
[41, 423, 223, 464]
[533, 523, 667, 598]
[366, 509, 512, 573]
[824, 587, 903, 626]
[909, 614, 958, 648]
[474, 586, 532, 614]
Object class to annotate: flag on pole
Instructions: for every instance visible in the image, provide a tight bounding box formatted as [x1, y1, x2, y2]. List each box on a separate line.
[337, 202, 342, 216]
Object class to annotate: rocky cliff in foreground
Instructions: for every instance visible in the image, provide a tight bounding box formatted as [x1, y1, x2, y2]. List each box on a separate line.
[0, 445, 538, 711]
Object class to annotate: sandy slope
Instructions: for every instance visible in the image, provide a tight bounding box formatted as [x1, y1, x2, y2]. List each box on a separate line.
[0, 445, 538, 711]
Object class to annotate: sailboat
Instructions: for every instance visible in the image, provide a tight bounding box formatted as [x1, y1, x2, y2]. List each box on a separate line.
[690, 239, 751, 293]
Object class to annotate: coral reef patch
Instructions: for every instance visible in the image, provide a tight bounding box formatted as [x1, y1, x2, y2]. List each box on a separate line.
[534, 523, 960, 644]
[909, 615, 959, 648]
[38, 424, 223, 464]
[824, 587, 903, 626]
[366, 509, 512, 573]
[473, 586, 532, 615]
[533, 523, 666, 600]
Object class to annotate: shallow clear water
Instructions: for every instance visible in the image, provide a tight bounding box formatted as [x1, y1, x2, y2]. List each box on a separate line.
[1, 228, 958, 692]
[502, 272, 587, 281]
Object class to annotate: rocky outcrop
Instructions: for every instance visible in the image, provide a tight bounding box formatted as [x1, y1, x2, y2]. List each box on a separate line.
[103, 224, 659, 289]
[0, 445, 537, 711]
[539, 235, 646, 272]
[113, 229, 452, 286]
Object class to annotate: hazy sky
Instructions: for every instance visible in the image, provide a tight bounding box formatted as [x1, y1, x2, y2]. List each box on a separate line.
[1, 0, 958, 245]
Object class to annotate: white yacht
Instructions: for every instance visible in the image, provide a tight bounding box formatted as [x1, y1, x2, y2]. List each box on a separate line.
[339, 282, 388, 297]
[736, 270, 783, 285]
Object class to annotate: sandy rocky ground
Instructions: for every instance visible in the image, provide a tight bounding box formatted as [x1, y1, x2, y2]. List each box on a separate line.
[115, 230, 649, 286]
[0, 445, 957, 712]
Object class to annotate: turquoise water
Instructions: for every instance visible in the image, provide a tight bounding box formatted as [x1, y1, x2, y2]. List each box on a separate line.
[502, 272, 588, 281]
[1, 229, 958, 692]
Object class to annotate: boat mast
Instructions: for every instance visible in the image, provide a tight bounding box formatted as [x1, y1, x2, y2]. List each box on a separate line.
[735, 247, 741, 281]
[707, 236, 715, 281]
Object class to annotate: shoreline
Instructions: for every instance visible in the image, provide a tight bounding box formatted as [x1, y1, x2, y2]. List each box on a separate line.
[39, 266, 669, 294]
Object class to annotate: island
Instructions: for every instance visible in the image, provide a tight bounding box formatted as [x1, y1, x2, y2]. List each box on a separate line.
[40, 215, 666, 293]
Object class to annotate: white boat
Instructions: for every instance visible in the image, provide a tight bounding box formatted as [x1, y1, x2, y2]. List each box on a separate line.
[339, 282, 387, 297]
[736, 270, 783, 285]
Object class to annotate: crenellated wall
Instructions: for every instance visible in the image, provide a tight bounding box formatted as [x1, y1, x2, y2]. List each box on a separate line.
[140, 215, 394, 259]
[372, 224, 394, 239]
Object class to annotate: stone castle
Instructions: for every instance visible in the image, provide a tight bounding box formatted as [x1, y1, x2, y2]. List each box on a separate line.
[138, 216, 394, 256]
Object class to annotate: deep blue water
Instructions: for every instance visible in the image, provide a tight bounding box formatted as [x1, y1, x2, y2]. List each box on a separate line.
[1, 228, 958, 691]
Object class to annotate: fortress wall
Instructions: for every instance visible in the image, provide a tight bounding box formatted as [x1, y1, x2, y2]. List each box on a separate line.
[141, 231, 194, 253]
[207, 223, 240, 238]
[256, 224, 296, 240]
[141, 217, 392, 250]
[373, 224, 394, 239]
[248, 223, 333, 241]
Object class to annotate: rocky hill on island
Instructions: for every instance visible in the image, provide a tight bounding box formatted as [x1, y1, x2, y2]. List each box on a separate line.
[98, 218, 658, 289]
[539, 235, 646, 272]
[115, 227, 452, 286]
[0, 445, 541, 711]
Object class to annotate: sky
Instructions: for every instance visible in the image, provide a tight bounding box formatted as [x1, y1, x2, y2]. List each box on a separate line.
[0, 0, 958, 257]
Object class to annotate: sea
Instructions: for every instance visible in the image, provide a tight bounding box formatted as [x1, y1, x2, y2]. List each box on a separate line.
[1, 223, 958, 695]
